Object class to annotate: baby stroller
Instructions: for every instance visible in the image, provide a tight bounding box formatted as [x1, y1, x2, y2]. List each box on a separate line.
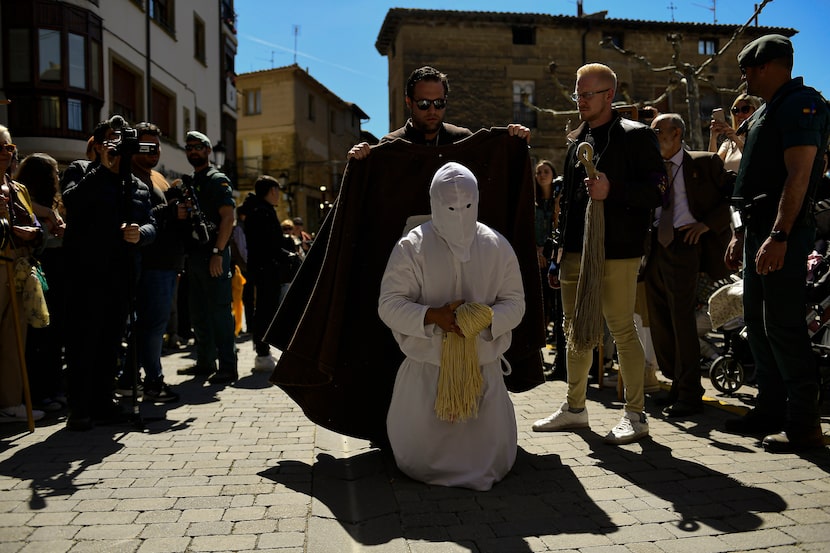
[706, 248, 830, 396]
[707, 276, 754, 393]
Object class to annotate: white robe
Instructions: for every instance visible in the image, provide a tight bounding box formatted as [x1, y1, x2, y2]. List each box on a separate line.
[378, 221, 525, 491]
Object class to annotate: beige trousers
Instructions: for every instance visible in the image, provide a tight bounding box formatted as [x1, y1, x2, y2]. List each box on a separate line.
[560, 254, 645, 413]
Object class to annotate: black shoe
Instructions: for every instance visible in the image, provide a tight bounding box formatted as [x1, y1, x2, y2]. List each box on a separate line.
[115, 383, 144, 398]
[177, 364, 215, 376]
[208, 370, 238, 385]
[762, 428, 825, 453]
[92, 401, 131, 426]
[66, 412, 94, 432]
[724, 408, 782, 436]
[143, 381, 180, 403]
[662, 401, 703, 418]
[653, 392, 678, 407]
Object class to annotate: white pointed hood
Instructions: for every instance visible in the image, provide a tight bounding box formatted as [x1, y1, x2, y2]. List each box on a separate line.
[429, 162, 479, 263]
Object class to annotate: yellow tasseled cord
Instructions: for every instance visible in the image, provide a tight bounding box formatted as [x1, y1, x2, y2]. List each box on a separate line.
[434, 302, 494, 423]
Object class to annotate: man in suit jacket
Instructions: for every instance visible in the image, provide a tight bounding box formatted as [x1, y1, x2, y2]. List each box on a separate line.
[645, 113, 735, 418]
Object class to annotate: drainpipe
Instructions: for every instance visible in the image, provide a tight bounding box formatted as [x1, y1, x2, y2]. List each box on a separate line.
[146, 0, 152, 121]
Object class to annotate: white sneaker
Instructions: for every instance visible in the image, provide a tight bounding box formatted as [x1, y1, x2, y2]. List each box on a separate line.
[253, 355, 277, 373]
[0, 404, 45, 423]
[532, 402, 589, 432]
[604, 411, 649, 445]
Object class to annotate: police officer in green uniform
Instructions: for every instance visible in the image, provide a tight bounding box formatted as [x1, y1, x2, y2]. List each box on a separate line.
[724, 34, 830, 452]
[178, 131, 238, 384]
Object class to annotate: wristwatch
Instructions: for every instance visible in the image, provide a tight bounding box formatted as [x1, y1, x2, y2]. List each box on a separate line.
[211, 246, 224, 255]
[769, 229, 788, 242]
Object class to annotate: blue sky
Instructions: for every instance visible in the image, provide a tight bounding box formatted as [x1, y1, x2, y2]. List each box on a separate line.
[234, 0, 828, 139]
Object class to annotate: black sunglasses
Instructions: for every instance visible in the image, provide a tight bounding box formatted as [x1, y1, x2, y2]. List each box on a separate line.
[731, 105, 753, 115]
[185, 144, 207, 151]
[414, 98, 447, 111]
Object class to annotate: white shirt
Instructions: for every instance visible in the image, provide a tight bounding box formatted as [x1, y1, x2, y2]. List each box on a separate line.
[656, 148, 698, 229]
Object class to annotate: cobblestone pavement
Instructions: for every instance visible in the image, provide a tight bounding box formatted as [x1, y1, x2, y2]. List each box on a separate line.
[1, 338, 828, 553]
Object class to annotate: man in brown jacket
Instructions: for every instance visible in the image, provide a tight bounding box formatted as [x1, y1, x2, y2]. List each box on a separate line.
[646, 113, 735, 418]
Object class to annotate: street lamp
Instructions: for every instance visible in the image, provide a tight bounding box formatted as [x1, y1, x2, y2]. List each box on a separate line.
[212, 141, 226, 169]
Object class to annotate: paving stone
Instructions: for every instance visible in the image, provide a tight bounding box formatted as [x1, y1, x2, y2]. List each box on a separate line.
[137, 522, 188, 539]
[19, 538, 74, 552]
[653, 535, 731, 553]
[27, 512, 78, 527]
[188, 534, 257, 551]
[256, 531, 305, 549]
[26, 526, 78, 541]
[73, 523, 143, 540]
[135, 537, 191, 553]
[0, 526, 32, 543]
[186, 521, 233, 537]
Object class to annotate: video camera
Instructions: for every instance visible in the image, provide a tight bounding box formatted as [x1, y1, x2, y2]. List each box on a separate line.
[168, 174, 216, 245]
[106, 115, 159, 157]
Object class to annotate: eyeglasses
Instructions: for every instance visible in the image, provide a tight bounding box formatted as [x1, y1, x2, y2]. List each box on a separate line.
[185, 144, 206, 152]
[1, 144, 16, 153]
[571, 88, 610, 102]
[731, 105, 754, 115]
[413, 98, 447, 111]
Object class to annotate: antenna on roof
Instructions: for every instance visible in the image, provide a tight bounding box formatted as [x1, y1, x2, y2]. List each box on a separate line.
[693, 0, 717, 24]
[668, 2, 677, 22]
[293, 25, 300, 65]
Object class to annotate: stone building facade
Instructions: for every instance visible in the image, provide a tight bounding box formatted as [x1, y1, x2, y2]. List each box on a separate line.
[236, 64, 367, 230]
[0, 0, 237, 178]
[375, 8, 795, 170]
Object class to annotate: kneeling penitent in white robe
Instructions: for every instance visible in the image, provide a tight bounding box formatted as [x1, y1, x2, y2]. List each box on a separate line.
[378, 162, 525, 491]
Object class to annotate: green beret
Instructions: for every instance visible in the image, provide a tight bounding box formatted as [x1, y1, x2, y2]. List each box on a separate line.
[186, 130, 212, 149]
[737, 34, 793, 68]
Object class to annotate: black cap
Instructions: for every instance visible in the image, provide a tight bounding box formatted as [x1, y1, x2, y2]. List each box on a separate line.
[186, 131, 212, 149]
[737, 34, 793, 68]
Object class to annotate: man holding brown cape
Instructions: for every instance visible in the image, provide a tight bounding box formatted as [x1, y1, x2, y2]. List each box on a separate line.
[532, 63, 664, 445]
[265, 127, 545, 446]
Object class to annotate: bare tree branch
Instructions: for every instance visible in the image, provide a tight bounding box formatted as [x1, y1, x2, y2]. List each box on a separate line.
[697, 0, 774, 76]
[547, 62, 578, 104]
[522, 100, 579, 118]
[598, 37, 677, 74]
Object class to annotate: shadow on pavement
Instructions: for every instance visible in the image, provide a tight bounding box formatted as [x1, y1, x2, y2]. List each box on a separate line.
[580, 433, 788, 534]
[0, 428, 123, 510]
[260, 446, 616, 552]
[0, 411, 200, 510]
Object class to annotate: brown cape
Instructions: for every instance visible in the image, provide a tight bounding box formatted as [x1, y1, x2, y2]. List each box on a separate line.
[265, 128, 545, 443]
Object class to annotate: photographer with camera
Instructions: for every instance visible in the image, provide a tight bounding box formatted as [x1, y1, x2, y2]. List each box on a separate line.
[62, 117, 156, 431]
[125, 122, 188, 403]
[174, 131, 237, 385]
